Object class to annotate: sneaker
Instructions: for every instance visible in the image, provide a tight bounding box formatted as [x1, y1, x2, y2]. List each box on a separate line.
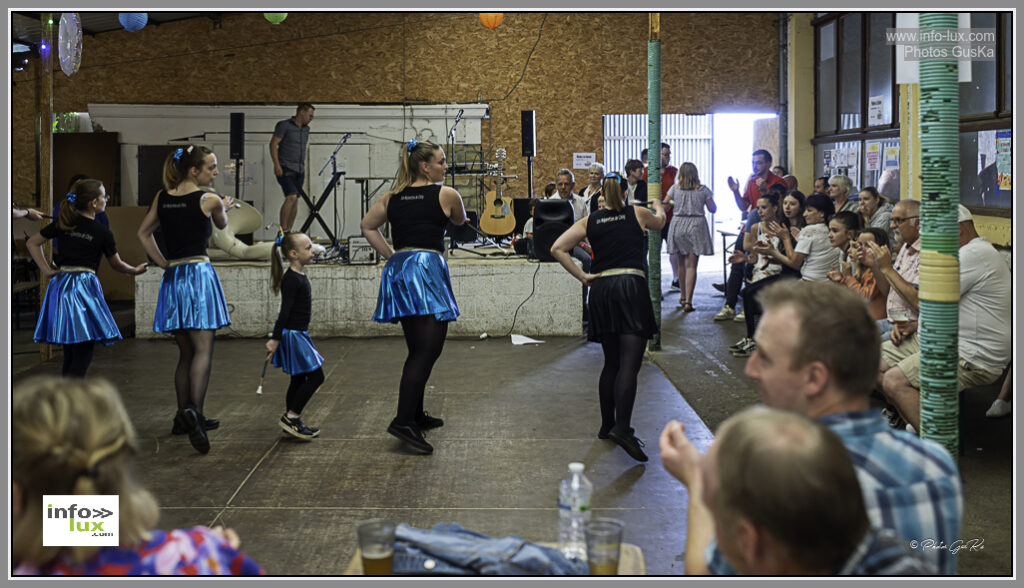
[733, 311, 746, 323]
[387, 420, 433, 454]
[279, 413, 320, 440]
[713, 306, 736, 321]
[881, 407, 906, 430]
[986, 399, 1012, 418]
[668, 279, 680, 292]
[712, 282, 726, 293]
[175, 407, 210, 454]
[729, 337, 751, 351]
[416, 412, 445, 430]
[731, 339, 757, 357]
[607, 428, 649, 462]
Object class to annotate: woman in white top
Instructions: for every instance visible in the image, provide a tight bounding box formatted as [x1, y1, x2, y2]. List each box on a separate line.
[755, 192, 839, 281]
[579, 162, 605, 213]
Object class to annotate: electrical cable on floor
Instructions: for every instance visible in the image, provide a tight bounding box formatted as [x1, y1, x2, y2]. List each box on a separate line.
[501, 260, 542, 337]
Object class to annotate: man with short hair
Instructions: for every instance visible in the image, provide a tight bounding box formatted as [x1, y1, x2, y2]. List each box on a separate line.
[549, 169, 591, 270]
[715, 150, 786, 321]
[879, 205, 1012, 432]
[814, 176, 829, 194]
[861, 198, 921, 342]
[662, 280, 963, 575]
[644, 143, 678, 287]
[661, 407, 936, 575]
[270, 103, 315, 232]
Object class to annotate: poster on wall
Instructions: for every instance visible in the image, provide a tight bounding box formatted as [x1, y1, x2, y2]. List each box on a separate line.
[868, 96, 885, 126]
[573, 152, 596, 170]
[823, 149, 833, 177]
[885, 146, 900, 169]
[866, 142, 881, 171]
[996, 130, 1012, 191]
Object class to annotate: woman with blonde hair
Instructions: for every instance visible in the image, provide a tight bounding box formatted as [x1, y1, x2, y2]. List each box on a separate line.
[360, 139, 467, 455]
[664, 162, 716, 311]
[551, 174, 666, 462]
[12, 376, 262, 575]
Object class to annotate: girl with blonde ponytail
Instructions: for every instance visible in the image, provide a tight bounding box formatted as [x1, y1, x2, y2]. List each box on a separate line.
[359, 138, 467, 454]
[27, 179, 148, 378]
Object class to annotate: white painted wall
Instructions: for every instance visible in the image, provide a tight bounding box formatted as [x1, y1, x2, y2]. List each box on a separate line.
[89, 103, 488, 242]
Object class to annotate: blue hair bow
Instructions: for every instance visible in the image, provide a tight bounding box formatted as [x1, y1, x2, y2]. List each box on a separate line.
[173, 147, 184, 161]
[407, 138, 418, 153]
[66, 191, 77, 204]
[275, 234, 284, 246]
[606, 172, 622, 182]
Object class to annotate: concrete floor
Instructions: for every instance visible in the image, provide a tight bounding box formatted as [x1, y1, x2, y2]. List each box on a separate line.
[9, 259, 1012, 576]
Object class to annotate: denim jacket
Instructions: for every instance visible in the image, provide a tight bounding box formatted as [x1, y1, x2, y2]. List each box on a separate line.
[392, 522, 588, 576]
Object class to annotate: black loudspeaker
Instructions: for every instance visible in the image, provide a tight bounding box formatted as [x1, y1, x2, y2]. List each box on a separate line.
[531, 199, 573, 262]
[230, 112, 245, 159]
[447, 210, 478, 243]
[521, 110, 536, 157]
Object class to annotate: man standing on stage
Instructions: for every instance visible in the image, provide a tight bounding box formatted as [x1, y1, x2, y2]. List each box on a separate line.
[270, 103, 315, 232]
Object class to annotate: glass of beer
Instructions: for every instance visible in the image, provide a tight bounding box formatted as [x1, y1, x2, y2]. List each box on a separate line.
[585, 518, 624, 576]
[890, 309, 909, 327]
[356, 519, 396, 575]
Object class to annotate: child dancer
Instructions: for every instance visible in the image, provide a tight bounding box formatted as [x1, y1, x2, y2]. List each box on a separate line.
[266, 232, 324, 440]
[27, 179, 147, 377]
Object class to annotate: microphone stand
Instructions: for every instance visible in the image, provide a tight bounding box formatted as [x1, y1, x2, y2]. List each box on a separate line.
[318, 133, 351, 251]
[448, 109, 463, 189]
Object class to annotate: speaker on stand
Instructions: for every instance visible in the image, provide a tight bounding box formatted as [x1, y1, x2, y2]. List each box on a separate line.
[229, 113, 245, 202]
[521, 110, 536, 199]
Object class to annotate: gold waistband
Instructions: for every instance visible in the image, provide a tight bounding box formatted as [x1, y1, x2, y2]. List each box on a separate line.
[167, 256, 211, 267]
[396, 247, 441, 254]
[598, 268, 646, 278]
[59, 266, 96, 274]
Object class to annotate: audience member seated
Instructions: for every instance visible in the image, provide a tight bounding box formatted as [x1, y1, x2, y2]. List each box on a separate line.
[660, 407, 937, 575]
[12, 376, 264, 576]
[880, 205, 1012, 434]
[857, 186, 895, 245]
[579, 162, 606, 213]
[828, 175, 859, 214]
[754, 192, 840, 282]
[829, 227, 891, 321]
[827, 210, 862, 263]
[663, 280, 963, 575]
[622, 159, 648, 206]
[860, 198, 920, 342]
[543, 182, 556, 198]
[986, 364, 1012, 418]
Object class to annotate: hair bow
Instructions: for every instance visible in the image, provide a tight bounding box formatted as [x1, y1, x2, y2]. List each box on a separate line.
[173, 147, 184, 161]
[66, 191, 77, 204]
[275, 234, 284, 246]
[605, 172, 622, 182]
[407, 138, 418, 153]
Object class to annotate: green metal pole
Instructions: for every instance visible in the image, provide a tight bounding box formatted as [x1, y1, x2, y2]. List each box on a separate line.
[647, 14, 662, 351]
[916, 12, 961, 459]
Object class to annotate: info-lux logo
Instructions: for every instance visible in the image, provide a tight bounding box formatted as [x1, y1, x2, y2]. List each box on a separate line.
[42, 495, 120, 547]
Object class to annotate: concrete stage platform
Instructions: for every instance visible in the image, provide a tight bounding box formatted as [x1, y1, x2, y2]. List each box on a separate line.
[135, 249, 583, 339]
[13, 335, 713, 576]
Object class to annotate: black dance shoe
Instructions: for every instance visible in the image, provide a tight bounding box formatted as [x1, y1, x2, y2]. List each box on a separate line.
[608, 428, 648, 462]
[416, 412, 445, 430]
[172, 415, 219, 435]
[175, 407, 210, 454]
[387, 420, 434, 454]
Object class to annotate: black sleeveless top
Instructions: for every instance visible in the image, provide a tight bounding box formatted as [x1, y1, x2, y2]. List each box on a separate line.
[40, 218, 117, 271]
[587, 205, 645, 274]
[387, 184, 448, 252]
[156, 190, 211, 259]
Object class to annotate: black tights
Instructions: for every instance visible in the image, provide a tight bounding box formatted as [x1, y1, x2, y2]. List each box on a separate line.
[396, 315, 449, 425]
[598, 333, 647, 434]
[172, 329, 215, 413]
[286, 368, 325, 415]
[62, 341, 95, 378]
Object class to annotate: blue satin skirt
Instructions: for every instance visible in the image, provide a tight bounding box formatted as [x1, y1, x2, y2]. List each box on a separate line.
[154, 261, 231, 332]
[272, 329, 324, 375]
[34, 271, 122, 345]
[372, 250, 460, 323]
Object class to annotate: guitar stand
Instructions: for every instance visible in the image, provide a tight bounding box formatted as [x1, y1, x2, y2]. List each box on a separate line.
[295, 171, 345, 244]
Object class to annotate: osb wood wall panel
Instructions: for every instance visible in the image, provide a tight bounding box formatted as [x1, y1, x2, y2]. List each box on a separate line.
[11, 12, 779, 207]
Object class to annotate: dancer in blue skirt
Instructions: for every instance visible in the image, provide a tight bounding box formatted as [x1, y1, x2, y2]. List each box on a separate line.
[137, 145, 234, 454]
[27, 179, 148, 377]
[266, 232, 324, 440]
[359, 138, 468, 455]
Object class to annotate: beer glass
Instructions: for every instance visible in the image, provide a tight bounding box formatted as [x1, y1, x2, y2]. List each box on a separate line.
[356, 519, 396, 575]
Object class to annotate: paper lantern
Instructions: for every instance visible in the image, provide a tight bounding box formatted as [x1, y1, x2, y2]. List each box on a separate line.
[479, 13, 503, 29]
[264, 13, 288, 25]
[58, 13, 82, 77]
[118, 13, 148, 32]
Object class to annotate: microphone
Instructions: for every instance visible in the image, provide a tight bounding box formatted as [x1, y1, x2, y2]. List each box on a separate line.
[454, 109, 464, 125]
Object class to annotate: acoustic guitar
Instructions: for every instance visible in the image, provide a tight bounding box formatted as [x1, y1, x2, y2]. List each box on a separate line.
[479, 148, 516, 236]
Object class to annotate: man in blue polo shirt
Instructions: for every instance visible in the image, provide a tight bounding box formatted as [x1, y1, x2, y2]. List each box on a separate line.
[661, 280, 962, 575]
[270, 103, 315, 232]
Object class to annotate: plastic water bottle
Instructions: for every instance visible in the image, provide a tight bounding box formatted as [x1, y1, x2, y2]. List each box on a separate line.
[557, 462, 593, 561]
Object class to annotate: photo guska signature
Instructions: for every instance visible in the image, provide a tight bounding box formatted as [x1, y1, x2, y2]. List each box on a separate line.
[908, 538, 985, 555]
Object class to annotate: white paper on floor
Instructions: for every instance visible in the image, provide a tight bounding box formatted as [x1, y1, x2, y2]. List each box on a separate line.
[511, 334, 545, 345]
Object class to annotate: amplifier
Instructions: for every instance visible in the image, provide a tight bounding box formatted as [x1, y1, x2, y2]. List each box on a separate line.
[347, 236, 378, 265]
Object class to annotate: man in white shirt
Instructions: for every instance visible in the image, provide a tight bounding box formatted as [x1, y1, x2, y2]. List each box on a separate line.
[879, 205, 1012, 432]
[553, 168, 589, 222]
